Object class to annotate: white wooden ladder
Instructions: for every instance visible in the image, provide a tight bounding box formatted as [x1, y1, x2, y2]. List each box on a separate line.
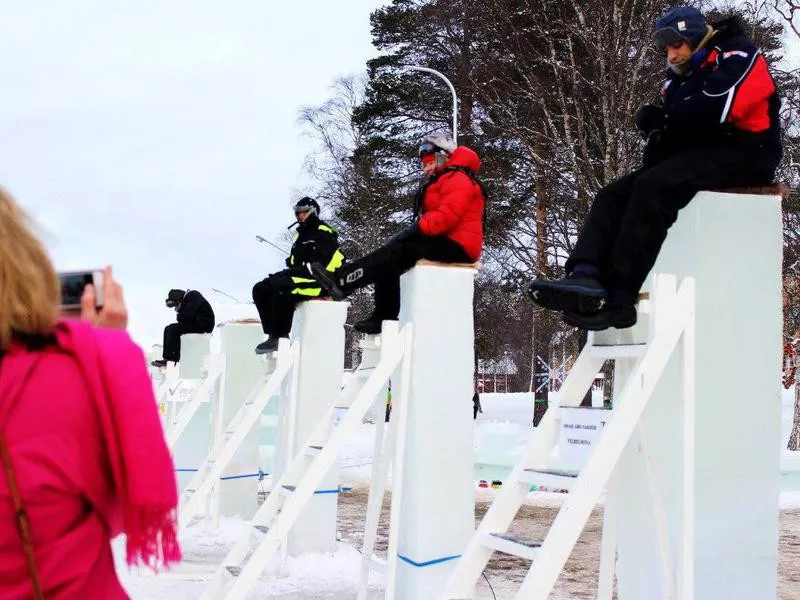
[179, 339, 298, 529]
[198, 322, 414, 600]
[439, 273, 696, 600]
[165, 355, 224, 450]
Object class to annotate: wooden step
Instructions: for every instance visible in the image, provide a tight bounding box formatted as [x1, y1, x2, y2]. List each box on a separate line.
[481, 532, 542, 561]
[589, 343, 647, 359]
[518, 468, 578, 491]
[305, 445, 324, 457]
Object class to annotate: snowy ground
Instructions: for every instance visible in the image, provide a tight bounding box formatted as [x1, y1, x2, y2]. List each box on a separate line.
[118, 392, 800, 599]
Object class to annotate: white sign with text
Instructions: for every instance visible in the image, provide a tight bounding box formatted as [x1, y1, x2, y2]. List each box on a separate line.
[556, 407, 609, 469]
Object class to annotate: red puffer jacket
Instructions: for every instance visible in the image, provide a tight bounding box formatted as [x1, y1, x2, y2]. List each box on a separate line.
[418, 146, 485, 261]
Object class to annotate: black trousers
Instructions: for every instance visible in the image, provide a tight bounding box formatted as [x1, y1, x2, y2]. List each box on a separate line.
[341, 234, 472, 320]
[566, 145, 776, 298]
[162, 322, 212, 362]
[252, 270, 303, 338]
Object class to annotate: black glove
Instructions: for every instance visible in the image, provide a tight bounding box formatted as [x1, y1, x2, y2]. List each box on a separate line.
[285, 256, 292, 267]
[635, 105, 665, 140]
[386, 222, 420, 245]
[642, 128, 664, 168]
[288, 263, 312, 278]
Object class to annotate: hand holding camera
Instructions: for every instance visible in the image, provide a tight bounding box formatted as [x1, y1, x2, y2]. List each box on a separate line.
[60, 266, 128, 330]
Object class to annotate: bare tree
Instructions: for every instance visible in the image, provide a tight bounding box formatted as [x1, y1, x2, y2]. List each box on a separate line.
[773, 0, 800, 36]
[298, 75, 404, 255]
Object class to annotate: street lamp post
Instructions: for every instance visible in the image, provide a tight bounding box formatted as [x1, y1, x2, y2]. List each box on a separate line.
[255, 234, 289, 256]
[400, 65, 459, 144]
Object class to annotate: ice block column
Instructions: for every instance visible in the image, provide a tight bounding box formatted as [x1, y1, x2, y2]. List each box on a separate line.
[218, 322, 264, 518]
[172, 334, 212, 492]
[280, 300, 348, 555]
[611, 191, 782, 600]
[394, 262, 477, 599]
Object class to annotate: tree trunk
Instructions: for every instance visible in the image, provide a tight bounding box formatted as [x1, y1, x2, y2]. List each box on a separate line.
[532, 136, 551, 427]
[789, 384, 800, 451]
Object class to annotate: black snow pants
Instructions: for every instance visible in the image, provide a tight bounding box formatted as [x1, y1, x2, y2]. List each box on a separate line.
[162, 322, 213, 362]
[252, 270, 303, 338]
[565, 144, 777, 298]
[341, 233, 473, 320]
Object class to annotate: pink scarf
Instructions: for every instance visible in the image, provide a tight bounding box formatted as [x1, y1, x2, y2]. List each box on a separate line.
[54, 321, 181, 569]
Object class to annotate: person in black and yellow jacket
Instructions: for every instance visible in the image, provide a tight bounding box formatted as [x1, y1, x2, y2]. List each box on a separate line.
[252, 197, 345, 354]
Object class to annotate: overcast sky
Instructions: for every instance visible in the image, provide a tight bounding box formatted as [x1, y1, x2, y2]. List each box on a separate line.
[0, 1, 380, 350]
[2, 4, 797, 354]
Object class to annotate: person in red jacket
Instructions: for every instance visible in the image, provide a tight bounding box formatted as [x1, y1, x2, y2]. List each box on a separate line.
[309, 133, 485, 333]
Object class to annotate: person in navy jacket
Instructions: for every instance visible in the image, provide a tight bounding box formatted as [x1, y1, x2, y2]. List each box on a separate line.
[529, 7, 782, 331]
[308, 133, 485, 334]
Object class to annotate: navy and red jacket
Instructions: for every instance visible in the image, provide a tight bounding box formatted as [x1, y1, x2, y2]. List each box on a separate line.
[416, 146, 485, 261]
[659, 16, 782, 167]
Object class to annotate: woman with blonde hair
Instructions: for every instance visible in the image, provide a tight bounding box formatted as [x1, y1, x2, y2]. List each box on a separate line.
[0, 188, 180, 599]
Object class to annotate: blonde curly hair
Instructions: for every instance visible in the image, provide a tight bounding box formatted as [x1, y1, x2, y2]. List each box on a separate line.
[0, 188, 60, 350]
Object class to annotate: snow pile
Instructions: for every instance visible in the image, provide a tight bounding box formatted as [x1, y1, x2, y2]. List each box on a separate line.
[116, 518, 385, 599]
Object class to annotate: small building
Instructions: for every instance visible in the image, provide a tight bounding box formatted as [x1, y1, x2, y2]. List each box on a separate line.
[476, 355, 519, 393]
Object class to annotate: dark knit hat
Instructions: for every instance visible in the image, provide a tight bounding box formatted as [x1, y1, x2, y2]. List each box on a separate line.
[653, 7, 707, 52]
[166, 289, 185, 304]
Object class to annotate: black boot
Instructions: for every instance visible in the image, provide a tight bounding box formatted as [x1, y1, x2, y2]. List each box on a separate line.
[562, 304, 637, 331]
[528, 273, 608, 313]
[255, 336, 280, 354]
[353, 318, 382, 335]
[151, 359, 168, 368]
[562, 288, 638, 331]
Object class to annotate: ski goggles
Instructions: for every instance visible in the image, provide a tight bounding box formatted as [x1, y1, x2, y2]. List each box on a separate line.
[418, 141, 439, 157]
[652, 27, 689, 53]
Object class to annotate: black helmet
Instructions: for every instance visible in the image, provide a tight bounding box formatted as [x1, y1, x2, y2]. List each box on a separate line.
[293, 196, 320, 217]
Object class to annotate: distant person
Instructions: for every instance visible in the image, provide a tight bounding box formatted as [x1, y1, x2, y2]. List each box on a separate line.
[529, 7, 781, 331]
[252, 197, 345, 354]
[385, 383, 393, 423]
[473, 390, 482, 420]
[308, 134, 485, 334]
[0, 188, 179, 598]
[151, 288, 215, 368]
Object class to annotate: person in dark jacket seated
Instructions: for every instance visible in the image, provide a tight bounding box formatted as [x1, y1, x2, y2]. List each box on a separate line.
[528, 7, 782, 331]
[308, 133, 485, 334]
[252, 197, 345, 354]
[151, 288, 215, 368]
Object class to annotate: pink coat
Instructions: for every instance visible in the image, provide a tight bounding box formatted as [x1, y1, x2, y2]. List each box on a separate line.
[0, 322, 178, 599]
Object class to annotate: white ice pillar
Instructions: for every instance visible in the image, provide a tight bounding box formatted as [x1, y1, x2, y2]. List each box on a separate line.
[280, 300, 348, 555]
[178, 334, 209, 379]
[172, 334, 212, 492]
[395, 262, 476, 599]
[612, 192, 782, 599]
[218, 322, 264, 518]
